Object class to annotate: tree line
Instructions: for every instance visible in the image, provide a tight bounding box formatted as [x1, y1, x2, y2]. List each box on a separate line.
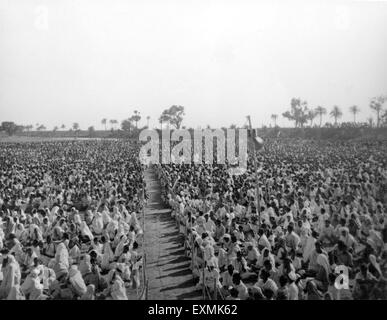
[0, 105, 185, 136]
[274, 95, 387, 128]
[2, 95, 387, 136]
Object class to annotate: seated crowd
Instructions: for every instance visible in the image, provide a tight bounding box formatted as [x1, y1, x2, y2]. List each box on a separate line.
[157, 138, 387, 300]
[0, 140, 145, 300]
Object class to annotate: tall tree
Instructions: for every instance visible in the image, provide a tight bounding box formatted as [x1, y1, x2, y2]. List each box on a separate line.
[307, 109, 317, 127]
[330, 105, 343, 126]
[53, 126, 58, 132]
[130, 110, 141, 129]
[109, 119, 118, 130]
[370, 96, 386, 128]
[349, 105, 360, 123]
[1, 122, 19, 136]
[282, 98, 309, 127]
[270, 114, 278, 127]
[101, 118, 107, 131]
[121, 118, 134, 132]
[314, 106, 327, 127]
[61, 124, 66, 130]
[160, 105, 185, 129]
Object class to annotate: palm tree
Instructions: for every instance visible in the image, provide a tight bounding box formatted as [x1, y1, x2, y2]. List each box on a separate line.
[270, 114, 278, 127]
[370, 96, 386, 128]
[101, 118, 107, 131]
[349, 105, 360, 123]
[367, 117, 374, 127]
[109, 119, 116, 130]
[307, 109, 317, 127]
[330, 106, 343, 126]
[131, 110, 141, 129]
[146, 116, 150, 128]
[315, 106, 327, 127]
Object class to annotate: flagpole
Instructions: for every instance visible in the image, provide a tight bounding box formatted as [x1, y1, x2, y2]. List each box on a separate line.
[246, 115, 261, 228]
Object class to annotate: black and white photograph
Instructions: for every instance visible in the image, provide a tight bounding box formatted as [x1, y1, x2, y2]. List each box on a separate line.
[0, 0, 387, 308]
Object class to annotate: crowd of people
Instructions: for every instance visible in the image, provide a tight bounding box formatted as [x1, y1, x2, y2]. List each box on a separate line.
[1, 135, 386, 301]
[0, 140, 145, 300]
[157, 138, 387, 300]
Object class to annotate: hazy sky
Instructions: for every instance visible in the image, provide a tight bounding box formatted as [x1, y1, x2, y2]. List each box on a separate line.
[0, 0, 386, 129]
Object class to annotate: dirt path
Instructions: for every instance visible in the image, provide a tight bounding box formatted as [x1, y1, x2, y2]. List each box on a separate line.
[143, 167, 202, 300]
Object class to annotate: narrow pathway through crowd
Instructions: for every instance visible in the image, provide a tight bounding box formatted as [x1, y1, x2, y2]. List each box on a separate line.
[143, 167, 202, 300]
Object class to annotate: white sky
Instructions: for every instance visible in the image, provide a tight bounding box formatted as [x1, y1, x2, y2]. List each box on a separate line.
[0, 0, 386, 130]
